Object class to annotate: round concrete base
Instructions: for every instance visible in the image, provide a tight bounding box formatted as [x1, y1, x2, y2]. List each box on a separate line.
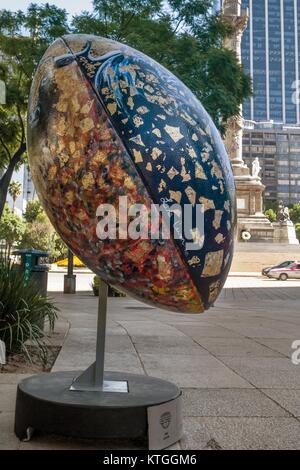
[15, 371, 182, 448]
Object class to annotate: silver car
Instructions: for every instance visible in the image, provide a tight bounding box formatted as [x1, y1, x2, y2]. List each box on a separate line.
[267, 261, 300, 280]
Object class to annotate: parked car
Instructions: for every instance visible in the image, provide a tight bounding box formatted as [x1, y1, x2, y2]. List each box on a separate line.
[262, 261, 294, 277]
[266, 261, 300, 280]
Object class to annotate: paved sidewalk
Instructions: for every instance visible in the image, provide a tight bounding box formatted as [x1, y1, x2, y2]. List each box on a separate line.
[1, 277, 300, 449]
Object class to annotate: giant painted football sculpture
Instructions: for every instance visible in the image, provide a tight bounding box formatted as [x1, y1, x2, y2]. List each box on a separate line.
[27, 35, 236, 313]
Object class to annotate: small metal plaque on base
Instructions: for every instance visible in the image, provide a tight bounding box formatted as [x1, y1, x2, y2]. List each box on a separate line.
[70, 379, 128, 393]
[147, 393, 183, 450]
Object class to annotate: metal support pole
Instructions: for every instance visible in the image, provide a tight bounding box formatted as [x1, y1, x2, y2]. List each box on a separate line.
[67, 249, 74, 277]
[64, 249, 76, 293]
[69, 280, 127, 392]
[94, 280, 108, 387]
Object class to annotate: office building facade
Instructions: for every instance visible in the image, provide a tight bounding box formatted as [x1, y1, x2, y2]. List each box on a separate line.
[241, 0, 300, 124]
[243, 121, 300, 204]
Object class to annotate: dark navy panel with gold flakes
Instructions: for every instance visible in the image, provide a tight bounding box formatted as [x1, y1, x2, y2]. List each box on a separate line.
[27, 34, 236, 313]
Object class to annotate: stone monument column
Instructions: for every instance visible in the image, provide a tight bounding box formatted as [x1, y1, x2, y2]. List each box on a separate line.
[222, 0, 274, 242]
[222, 0, 249, 173]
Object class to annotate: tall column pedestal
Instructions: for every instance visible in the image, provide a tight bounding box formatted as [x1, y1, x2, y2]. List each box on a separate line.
[234, 167, 275, 242]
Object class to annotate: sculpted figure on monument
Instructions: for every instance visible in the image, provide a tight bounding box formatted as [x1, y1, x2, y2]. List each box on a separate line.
[277, 201, 290, 223]
[251, 157, 261, 179]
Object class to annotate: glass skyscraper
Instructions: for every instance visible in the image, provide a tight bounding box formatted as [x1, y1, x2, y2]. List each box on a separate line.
[241, 0, 300, 124]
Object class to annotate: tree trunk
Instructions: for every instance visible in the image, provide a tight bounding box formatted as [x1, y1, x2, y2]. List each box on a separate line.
[0, 143, 26, 218]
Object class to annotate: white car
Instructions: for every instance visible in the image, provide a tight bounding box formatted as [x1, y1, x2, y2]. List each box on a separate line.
[267, 261, 300, 280]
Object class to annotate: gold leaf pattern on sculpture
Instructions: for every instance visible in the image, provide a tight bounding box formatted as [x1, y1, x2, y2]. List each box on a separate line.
[82, 172, 95, 188]
[188, 256, 200, 266]
[48, 165, 57, 181]
[124, 176, 135, 190]
[202, 250, 224, 277]
[127, 97, 134, 109]
[151, 147, 162, 160]
[195, 162, 207, 180]
[133, 115, 144, 127]
[137, 106, 149, 114]
[158, 179, 167, 192]
[208, 281, 221, 303]
[152, 128, 161, 138]
[180, 160, 191, 182]
[185, 186, 196, 206]
[215, 233, 224, 244]
[81, 100, 95, 114]
[211, 161, 223, 180]
[133, 149, 143, 163]
[199, 197, 215, 211]
[224, 200, 230, 212]
[167, 167, 179, 180]
[169, 190, 182, 203]
[80, 117, 94, 133]
[213, 210, 223, 230]
[129, 134, 145, 146]
[69, 141, 76, 154]
[187, 146, 197, 159]
[107, 102, 117, 115]
[164, 125, 184, 143]
[180, 112, 196, 126]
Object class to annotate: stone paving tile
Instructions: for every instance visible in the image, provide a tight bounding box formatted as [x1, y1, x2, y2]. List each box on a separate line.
[221, 357, 300, 389]
[139, 353, 252, 388]
[214, 325, 298, 339]
[133, 335, 209, 356]
[181, 417, 300, 450]
[170, 324, 243, 339]
[0, 374, 31, 384]
[193, 337, 284, 358]
[0, 384, 17, 412]
[105, 352, 144, 374]
[116, 320, 188, 338]
[105, 334, 137, 354]
[182, 388, 289, 417]
[262, 389, 300, 417]
[0, 412, 19, 450]
[253, 338, 295, 358]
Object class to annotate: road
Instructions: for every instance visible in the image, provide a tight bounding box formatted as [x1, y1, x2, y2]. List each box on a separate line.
[47, 270, 300, 292]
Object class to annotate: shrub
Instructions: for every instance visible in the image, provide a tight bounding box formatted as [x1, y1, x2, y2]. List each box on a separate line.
[264, 208, 277, 223]
[0, 205, 25, 260]
[295, 223, 300, 242]
[0, 259, 58, 361]
[91, 276, 125, 297]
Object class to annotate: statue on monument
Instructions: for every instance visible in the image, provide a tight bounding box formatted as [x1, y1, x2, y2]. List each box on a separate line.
[251, 157, 261, 179]
[276, 201, 291, 223]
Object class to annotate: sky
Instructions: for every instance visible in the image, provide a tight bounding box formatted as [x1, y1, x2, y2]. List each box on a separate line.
[0, 0, 94, 18]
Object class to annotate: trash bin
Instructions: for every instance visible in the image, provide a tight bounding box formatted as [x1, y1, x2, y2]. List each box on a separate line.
[12, 249, 49, 296]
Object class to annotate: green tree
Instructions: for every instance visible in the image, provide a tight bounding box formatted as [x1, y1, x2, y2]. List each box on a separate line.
[23, 199, 44, 223]
[0, 4, 69, 218]
[21, 206, 68, 261]
[0, 204, 25, 259]
[72, 0, 251, 128]
[264, 208, 276, 223]
[289, 202, 300, 225]
[0, 1, 251, 220]
[295, 223, 300, 242]
[8, 180, 22, 211]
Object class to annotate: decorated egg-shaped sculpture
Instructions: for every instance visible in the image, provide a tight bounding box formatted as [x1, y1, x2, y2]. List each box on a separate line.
[27, 34, 236, 313]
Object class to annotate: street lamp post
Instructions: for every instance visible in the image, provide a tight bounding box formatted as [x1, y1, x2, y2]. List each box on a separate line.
[63, 248, 76, 293]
